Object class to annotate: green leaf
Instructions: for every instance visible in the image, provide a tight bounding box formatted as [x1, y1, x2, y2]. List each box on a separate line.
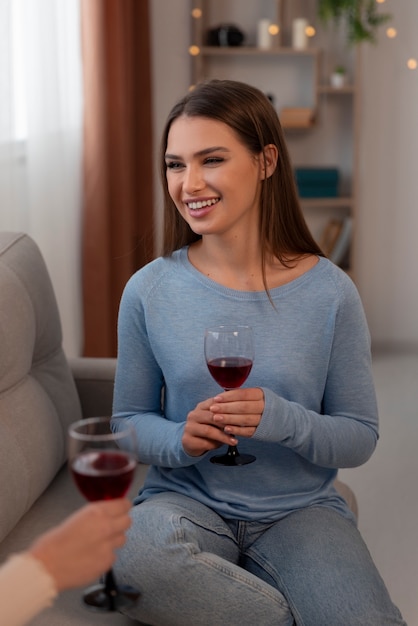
[317, 0, 392, 45]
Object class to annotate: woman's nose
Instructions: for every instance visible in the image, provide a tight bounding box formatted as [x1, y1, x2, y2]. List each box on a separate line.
[183, 165, 204, 192]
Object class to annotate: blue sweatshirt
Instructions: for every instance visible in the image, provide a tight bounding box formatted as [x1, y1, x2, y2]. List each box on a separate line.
[113, 247, 378, 523]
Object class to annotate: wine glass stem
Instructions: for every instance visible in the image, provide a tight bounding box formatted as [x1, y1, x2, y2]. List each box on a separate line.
[104, 569, 118, 610]
[223, 388, 241, 459]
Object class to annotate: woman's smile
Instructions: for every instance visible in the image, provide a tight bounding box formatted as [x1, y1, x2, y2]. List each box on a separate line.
[184, 197, 220, 218]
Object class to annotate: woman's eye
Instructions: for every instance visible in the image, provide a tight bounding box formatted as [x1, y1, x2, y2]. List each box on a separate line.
[166, 161, 184, 170]
[205, 157, 223, 165]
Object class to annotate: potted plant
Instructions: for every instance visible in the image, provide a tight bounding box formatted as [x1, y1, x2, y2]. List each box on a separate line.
[330, 64, 347, 87]
[317, 0, 392, 45]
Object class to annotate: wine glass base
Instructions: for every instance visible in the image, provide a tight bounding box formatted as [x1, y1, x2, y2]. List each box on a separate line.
[210, 452, 256, 466]
[83, 583, 140, 612]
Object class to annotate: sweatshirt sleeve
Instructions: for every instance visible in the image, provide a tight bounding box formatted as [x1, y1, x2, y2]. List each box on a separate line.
[253, 275, 379, 469]
[112, 273, 201, 468]
[0, 553, 57, 626]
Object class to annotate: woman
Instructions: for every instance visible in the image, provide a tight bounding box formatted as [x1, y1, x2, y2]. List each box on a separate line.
[112, 80, 405, 625]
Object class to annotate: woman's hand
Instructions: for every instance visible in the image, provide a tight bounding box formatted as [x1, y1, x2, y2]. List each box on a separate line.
[182, 388, 264, 457]
[182, 397, 238, 456]
[210, 387, 264, 438]
[28, 499, 132, 591]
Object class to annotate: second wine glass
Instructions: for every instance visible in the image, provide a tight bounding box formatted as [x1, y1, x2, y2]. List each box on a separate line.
[68, 417, 140, 612]
[204, 325, 256, 466]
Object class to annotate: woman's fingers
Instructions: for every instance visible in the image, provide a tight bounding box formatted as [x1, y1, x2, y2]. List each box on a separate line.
[209, 387, 265, 436]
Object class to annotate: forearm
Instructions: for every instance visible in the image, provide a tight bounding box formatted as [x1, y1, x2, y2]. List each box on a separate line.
[252, 278, 379, 469]
[112, 412, 201, 467]
[255, 387, 378, 468]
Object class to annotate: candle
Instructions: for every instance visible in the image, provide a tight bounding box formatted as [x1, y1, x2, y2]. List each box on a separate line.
[257, 19, 272, 49]
[292, 18, 308, 50]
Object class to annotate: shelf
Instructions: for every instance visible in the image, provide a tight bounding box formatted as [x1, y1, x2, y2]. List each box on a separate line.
[189, 0, 359, 275]
[197, 46, 320, 58]
[283, 123, 316, 131]
[318, 85, 357, 95]
[300, 197, 354, 210]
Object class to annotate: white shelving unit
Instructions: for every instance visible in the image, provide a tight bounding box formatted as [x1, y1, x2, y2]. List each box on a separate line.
[189, 0, 360, 274]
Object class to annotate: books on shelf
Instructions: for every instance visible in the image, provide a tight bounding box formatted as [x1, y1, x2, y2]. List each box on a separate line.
[319, 219, 343, 256]
[280, 107, 315, 128]
[319, 217, 353, 267]
[294, 167, 340, 198]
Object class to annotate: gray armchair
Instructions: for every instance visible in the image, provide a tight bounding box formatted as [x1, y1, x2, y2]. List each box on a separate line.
[0, 232, 146, 625]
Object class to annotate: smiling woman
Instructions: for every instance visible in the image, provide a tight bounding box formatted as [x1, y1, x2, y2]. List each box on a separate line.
[110, 79, 406, 625]
[161, 79, 322, 291]
[165, 116, 269, 247]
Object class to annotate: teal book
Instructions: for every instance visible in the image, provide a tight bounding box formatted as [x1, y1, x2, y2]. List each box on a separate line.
[294, 167, 339, 184]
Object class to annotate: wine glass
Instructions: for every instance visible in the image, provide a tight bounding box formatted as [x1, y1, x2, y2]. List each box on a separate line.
[68, 417, 140, 612]
[204, 325, 256, 466]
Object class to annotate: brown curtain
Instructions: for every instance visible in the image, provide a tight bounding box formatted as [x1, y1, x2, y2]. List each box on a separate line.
[80, 0, 154, 357]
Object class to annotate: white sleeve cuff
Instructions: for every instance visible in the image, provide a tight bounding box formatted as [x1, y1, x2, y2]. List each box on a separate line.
[0, 553, 57, 626]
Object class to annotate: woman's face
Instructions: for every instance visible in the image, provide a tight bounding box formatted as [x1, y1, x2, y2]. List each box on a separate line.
[165, 115, 264, 240]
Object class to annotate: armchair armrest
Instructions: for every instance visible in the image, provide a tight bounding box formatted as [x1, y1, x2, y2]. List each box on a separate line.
[335, 479, 358, 520]
[68, 356, 116, 418]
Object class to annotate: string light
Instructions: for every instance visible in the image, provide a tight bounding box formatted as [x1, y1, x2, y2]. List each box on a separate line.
[191, 8, 202, 19]
[382, 1, 417, 73]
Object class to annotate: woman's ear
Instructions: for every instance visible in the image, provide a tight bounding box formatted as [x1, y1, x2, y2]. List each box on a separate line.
[260, 144, 278, 180]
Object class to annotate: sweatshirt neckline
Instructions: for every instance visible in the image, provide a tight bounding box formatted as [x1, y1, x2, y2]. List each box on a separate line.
[178, 246, 325, 300]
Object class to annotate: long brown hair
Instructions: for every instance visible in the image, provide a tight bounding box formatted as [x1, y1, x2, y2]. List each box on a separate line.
[160, 79, 323, 271]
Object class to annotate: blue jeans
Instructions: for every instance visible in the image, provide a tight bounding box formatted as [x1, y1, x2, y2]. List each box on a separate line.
[114, 492, 406, 626]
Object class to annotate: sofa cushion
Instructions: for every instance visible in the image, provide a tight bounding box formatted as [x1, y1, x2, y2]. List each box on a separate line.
[0, 232, 82, 542]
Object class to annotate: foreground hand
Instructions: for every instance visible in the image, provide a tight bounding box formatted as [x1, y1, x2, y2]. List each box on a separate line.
[182, 388, 264, 457]
[28, 499, 132, 591]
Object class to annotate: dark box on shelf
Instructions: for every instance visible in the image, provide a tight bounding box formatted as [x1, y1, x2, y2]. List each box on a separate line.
[297, 185, 339, 198]
[294, 167, 340, 198]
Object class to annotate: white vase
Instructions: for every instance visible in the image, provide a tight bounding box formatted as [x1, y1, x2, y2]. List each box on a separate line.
[292, 18, 308, 50]
[330, 72, 346, 88]
[257, 19, 272, 49]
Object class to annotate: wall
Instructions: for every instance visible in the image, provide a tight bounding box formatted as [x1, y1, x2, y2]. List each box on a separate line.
[150, 0, 418, 349]
[357, 0, 418, 349]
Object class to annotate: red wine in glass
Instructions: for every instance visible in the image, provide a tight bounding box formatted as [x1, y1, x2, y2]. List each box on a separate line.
[71, 451, 137, 501]
[68, 417, 140, 612]
[205, 326, 256, 466]
[207, 357, 253, 390]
